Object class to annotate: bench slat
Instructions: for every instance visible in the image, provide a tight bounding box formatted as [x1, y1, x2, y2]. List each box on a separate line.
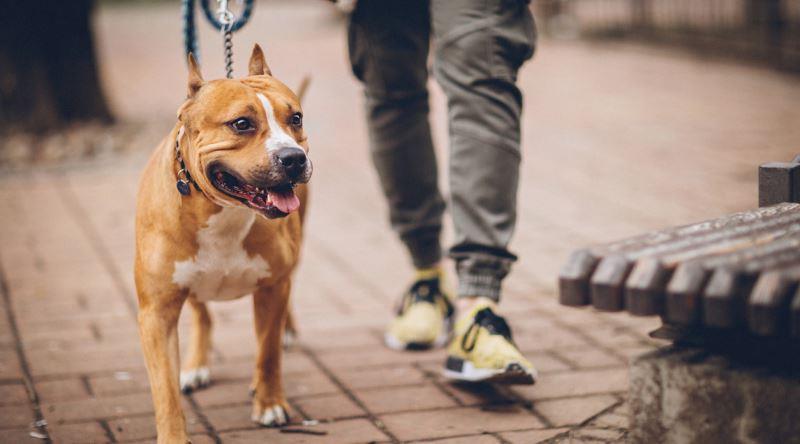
[664, 262, 709, 324]
[558, 203, 800, 307]
[590, 211, 800, 313]
[748, 265, 800, 336]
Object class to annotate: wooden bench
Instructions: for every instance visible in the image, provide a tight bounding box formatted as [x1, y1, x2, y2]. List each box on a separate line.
[559, 157, 800, 340]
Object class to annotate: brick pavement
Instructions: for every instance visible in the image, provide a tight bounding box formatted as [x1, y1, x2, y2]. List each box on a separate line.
[2, 1, 800, 443]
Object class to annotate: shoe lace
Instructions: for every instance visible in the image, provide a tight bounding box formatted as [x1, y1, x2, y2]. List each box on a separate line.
[396, 278, 453, 317]
[461, 307, 513, 352]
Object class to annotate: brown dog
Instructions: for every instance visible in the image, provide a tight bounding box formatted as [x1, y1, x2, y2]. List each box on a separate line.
[134, 45, 311, 443]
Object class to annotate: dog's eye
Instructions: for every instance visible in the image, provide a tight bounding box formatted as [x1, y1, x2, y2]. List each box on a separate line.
[290, 112, 302, 128]
[230, 118, 255, 133]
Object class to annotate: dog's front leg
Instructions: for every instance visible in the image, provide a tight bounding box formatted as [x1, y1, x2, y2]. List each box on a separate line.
[138, 294, 188, 443]
[251, 280, 291, 427]
[180, 298, 212, 392]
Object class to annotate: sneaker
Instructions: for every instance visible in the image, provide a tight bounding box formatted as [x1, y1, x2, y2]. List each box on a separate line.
[385, 275, 454, 350]
[443, 304, 537, 384]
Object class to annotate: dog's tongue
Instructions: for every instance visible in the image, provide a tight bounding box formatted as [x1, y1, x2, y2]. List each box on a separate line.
[270, 190, 300, 214]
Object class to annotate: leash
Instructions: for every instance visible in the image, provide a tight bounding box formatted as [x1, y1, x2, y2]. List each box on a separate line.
[177, 1, 253, 195]
[182, 0, 254, 79]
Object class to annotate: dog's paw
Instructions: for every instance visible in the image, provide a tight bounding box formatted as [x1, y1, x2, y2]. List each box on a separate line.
[180, 367, 210, 393]
[251, 403, 290, 427]
[282, 329, 297, 349]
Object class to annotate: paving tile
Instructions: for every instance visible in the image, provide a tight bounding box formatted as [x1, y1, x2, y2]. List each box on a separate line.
[513, 368, 628, 401]
[282, 352, 320, 375]
[203, 404, 269, 433]
[0, 429, 41, 443]
[316, 347, 444, 371]
[301, 327, 384, 351]
[545, 306, 607, 327]
[571, 426, 627, 442]
[292, 393, 365, 420]
[107, 412, 206, 441]
[410, 434, 500, 444]
[380, 407, 544, 441]
[438, 382, 519, 407]
[197, 359, 255, 383]
[294, 310, 390, 333]
[0, 382, 29, 405]
[40, 392, 154, 422]
[89, 371, 150, 397]
[218, 418, 388, 443]
[571, 323, 644, 348]
[286, 371, 341, 398]
[0, 405, 34, 428]
[555, 347, 625, 369]
[526, 351, 573, 373]
[211, 352, 318, 383]
[190, 380, 252, 409]
[514, 325, 589, 352]
[616, 344, 659, 362]
[500, 427, 569, 443]
[356, 383, 457, 414]
[27, 348, 145, 377]
[36, 378, 90, 402]
[48, 421, 109, 443]
[334, 365, 425, 390]
[192, 370, 340, 409]
[593, 408, 629, 429]
[187, 434, 217, 444]
[0, 349, 23, 380]
[534, 394, 619, 426]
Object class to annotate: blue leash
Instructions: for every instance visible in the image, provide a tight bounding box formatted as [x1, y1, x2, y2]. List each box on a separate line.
[182, 0, 254, 73]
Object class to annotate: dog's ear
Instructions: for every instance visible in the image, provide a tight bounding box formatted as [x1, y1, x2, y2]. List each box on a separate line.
[187, 53, 204, 98]
[248, 44, 272, 76]
[295, 76, 311, 104]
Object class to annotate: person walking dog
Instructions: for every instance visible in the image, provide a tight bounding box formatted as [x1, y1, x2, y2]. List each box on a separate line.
[347, 0, 538, 383]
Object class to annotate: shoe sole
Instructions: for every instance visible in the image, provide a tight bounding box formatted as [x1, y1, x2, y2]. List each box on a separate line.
[442, 356, 537, 385]
[384, 317, 452, 351]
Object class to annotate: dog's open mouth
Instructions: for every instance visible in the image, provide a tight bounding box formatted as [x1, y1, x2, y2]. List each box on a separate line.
[210, 169, 299, 217]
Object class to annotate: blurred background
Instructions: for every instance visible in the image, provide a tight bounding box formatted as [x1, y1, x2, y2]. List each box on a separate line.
[1, 0, 800, 442]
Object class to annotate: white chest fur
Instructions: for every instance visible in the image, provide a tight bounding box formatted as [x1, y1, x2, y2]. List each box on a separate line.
[172, 207, 271, 302]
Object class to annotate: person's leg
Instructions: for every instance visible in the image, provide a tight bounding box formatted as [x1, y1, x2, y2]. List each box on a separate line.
[348, 0, 445, 270]
[431, 0, 538, 383]
[348, 0, 452, 350]
[432, 0, 536, 302]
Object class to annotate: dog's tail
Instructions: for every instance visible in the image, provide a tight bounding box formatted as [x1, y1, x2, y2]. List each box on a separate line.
[296, 76, 311, 104]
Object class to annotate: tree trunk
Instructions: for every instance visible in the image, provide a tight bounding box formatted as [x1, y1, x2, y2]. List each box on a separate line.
[0, 0, 113, 133]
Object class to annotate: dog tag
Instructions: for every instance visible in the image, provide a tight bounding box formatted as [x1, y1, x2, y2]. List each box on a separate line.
[177, 180, 191, 196]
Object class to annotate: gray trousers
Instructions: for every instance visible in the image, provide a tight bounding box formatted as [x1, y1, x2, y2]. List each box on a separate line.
[348, 0, 536, 300]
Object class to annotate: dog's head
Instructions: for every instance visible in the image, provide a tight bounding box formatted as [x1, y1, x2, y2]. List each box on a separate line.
[177, 44, 312, 219]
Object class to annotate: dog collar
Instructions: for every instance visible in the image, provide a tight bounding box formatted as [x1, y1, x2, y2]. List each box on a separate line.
[175, 126, 200, 196]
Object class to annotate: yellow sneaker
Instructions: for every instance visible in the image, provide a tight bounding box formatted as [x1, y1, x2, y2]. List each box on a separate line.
[385, 274, 454, 350]
[443, 303, 537, 384]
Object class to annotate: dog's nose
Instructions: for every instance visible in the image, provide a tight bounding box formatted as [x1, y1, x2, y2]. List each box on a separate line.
[276, 147, 307, 178]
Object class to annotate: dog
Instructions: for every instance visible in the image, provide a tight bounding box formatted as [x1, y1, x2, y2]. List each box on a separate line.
[134, 44, 311, 443]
